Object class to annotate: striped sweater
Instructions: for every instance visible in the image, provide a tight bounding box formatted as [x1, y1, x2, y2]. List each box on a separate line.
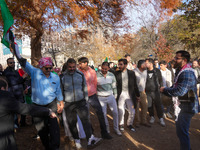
[96, 71, 117, 97]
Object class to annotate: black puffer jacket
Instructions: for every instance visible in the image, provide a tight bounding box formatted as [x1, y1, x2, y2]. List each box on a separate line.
[3, 67, 25, 102]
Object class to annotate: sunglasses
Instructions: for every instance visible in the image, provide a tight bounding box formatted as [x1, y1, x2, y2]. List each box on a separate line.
[9, 62, 15, 64]
[44, 67, 52, 71]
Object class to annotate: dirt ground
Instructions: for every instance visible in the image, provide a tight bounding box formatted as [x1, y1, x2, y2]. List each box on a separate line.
[15, 109, 200, 150]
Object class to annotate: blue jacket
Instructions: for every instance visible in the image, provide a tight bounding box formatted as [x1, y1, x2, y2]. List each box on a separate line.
[61, 70, 88, 103]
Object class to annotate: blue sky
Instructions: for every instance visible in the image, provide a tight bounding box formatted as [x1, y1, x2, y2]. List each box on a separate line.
[123, 0, 186, 34]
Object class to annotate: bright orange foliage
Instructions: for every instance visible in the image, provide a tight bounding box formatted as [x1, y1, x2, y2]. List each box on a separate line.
[153, 34, 173, 62]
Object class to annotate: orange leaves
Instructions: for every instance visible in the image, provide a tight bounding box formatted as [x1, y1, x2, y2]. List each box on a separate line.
[153, 34, 173, 62]
[159, 0, 181, 16]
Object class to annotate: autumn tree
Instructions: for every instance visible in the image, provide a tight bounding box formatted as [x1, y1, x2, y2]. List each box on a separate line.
[0, 0, 132, 65]
[179, 0, 200, 55]
[153, 34, 173, 62]
[0, 0, 184, 66]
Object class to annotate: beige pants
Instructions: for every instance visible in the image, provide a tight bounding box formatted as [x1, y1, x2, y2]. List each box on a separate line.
[135, 91, 148, 124]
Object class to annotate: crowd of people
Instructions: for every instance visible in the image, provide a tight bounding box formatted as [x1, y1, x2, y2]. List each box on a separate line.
[0, 48, 199, 150]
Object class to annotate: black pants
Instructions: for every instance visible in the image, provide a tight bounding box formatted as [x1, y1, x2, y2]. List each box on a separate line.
[88, 94, 108, 136]
[33, 100, 60, 150]
[146, 91, 163, 119]
[64, 100, 92, 140]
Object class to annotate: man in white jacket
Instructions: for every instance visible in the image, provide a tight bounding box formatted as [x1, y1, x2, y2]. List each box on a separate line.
[159, 60, 173, 119]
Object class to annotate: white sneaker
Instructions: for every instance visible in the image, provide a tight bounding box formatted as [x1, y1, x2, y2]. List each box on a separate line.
[160, 118, 166, 127]
[163, 113, 166, 119]
[75, 139, 82, 149]
[166, 112, 173, 119]
[87, 135, 102, 148]
[149, 116, 155, 124]
[114, 129, 122, 136]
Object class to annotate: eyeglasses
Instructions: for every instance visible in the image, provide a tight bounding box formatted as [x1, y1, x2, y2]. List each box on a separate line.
[9, 62, 15, 64]
[44, 67, 52, 71]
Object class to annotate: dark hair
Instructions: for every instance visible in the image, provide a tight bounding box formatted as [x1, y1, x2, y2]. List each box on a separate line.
[61, 62, 68, 73]
[7, 58, 14, 63]
[159, 60, 167, 65]
[176, 50, 190, 62]
[0, 77, 8, 89]
[137, 60, 146, 68]
[124, 54, 130, 57]
[66, 58, 76, 65]
[193, 59, 198, 63]
[118, 59, 127, 65]
[78, 57, 89, 64]
[102, 62, 109, 67]
[145, 58, 154, 64]
[154, 58, 158, 61]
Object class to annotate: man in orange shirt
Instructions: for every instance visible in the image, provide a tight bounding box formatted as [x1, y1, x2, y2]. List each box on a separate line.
[78, 57, 112, 139]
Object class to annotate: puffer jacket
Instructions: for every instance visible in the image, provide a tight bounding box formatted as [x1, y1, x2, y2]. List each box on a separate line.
[3, 67, 24, 102]
[60, 69, 88, 103]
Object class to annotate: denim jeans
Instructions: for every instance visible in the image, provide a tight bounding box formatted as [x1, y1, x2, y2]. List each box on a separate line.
[176, 103, 194, 150]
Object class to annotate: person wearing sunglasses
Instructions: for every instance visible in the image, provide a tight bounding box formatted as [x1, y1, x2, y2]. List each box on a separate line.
[160, 50, 199, 150]
[9, 45, 64, 150]
[3, 58, 26, 128]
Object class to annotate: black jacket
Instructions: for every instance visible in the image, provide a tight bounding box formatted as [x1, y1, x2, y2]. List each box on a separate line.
[114, 69, 140, 108]
[0, 90, 50, 150]
[3, 67, 25, 102]
[145, 68, 163, 92]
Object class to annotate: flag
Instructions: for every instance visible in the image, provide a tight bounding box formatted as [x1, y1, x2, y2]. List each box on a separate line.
[0, 0, 18, 52]
[104, 57, 108, 62]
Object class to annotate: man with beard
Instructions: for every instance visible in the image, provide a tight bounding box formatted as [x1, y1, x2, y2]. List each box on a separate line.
[78, 57, 112, 140]
[134, 60, 151, 127]
[160, 50, 199, 150]
[9, 46, 64, 150]
[3, 58, 26, 127]
[115, 59, 140, 132]
[61, 58, 102, 149]
[96, 62, 122, 136]
[145, 58, 165, 127]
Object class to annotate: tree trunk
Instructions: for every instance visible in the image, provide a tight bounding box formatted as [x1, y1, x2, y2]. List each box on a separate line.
[31, 30, 43, 66]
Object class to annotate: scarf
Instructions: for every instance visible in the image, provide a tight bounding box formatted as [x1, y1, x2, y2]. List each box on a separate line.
[173, 64, 194, 121]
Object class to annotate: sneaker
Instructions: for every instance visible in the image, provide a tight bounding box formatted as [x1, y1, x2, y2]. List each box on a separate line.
[166, 112, 173, 119]
[163, 113, 167, 119]
[102, 133, 112, 139]
[160, 118, 166, 127]
[119, 125, 124, 131]
[127, 125, 136, 132]
[75, 139, 82, 149]
[87, 135, 102, 149]
[149, 116, 155, 124]
[114, 129, 122, 136]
